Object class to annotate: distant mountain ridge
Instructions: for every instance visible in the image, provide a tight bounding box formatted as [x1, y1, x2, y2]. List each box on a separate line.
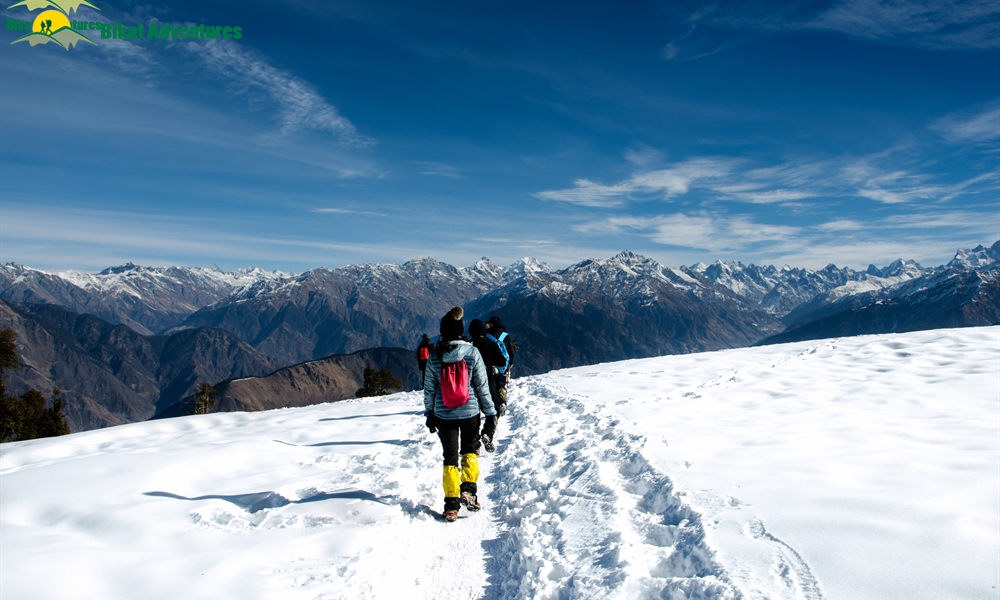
[760, 242, 1000, 345]
[2, 241, 997, 429]
[691, 256, 931, 316]
[154, 347, 421, 419]
[0, 299, 275, 431]
[0, 262, 288, 335]
[172, 257, 553, 365]
[465, 251, 783, 374]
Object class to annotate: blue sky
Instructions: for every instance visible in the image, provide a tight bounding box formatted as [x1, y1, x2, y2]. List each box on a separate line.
[1, 0, 998, 272]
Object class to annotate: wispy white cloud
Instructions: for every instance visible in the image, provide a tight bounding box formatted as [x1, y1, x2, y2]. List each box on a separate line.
[412, 161, 463, 178]
[624, 146, 667, 168]
[809, 0, 1000, 49]
[817, 219, 866, 231]
[94, 35, 158, 75]
[534, 179, 638, 208]
[0, 205, 420, 272]
[537, 148, 998, 209]
[572, 213, 800, 252]
[727, 189, 816, 204]
[312, 208, 386, 216]
[535, 158, 737, 207]
[663, 0, 1000, 59]
[189, 42, 373, 146]
[931, 103, 1000, 144]
[859, 172, 997, 203]
[881, 210, 1000, 230]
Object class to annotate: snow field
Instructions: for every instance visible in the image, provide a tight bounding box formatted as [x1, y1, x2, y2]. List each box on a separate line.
[1, 403, 499, 599]
[547, 326, 999, 599]
[1, 326, 997, 599]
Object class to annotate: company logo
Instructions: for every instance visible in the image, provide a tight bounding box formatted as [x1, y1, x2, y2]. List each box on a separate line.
[6, 0, 242, 49]
[7, 0, 98, 50]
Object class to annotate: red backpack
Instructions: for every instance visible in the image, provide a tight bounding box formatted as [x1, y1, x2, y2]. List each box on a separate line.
[418, 346, 430, 361]
[440, 359, 470, 408]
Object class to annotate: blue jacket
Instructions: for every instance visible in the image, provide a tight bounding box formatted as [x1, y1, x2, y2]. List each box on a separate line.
[423, 340, 496, 420]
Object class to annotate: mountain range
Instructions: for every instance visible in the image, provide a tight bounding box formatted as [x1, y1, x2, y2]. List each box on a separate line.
[2, 241, 996, 431]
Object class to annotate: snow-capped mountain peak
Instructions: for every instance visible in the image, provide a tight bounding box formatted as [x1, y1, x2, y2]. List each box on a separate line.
[503, 257, 554, 279]
[948, 240, 1000, 270]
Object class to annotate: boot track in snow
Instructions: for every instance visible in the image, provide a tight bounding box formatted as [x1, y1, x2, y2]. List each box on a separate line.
[479, 379, 744, 600]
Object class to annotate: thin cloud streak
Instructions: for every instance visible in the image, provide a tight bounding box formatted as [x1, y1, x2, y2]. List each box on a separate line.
[535, 158, 738, 207]
[809, 0, 1000, 49]
[572, 213, 800, 252]
[931, 103, 1000, 144]
[664, 0, 1000, 57]
[536, 149, 999, 208]
[0, 206, 422, 271]
[188, 41, 374, 146]
[412, 161, 463, 178]
[1, 48, 379, 179]
[312, 208, 387, 216]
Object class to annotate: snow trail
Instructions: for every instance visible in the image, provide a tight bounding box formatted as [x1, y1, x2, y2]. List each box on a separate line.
[483, 379, 742, 599]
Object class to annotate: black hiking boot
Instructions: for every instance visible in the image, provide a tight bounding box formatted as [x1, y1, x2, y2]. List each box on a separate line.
[443, 496, 461, 521]
[460, 491, 481, 511]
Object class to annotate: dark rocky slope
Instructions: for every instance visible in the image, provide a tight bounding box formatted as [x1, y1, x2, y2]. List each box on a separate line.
[154, 347, 420, 417]
[0, 300, 274, 431]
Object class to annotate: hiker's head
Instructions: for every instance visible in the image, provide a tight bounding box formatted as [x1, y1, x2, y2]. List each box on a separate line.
[439, 306, 465, 341]
[487, 316, 503, 330]
[469, 319, 486, 338]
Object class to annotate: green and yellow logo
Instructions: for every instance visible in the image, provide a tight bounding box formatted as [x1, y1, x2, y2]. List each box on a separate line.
[8, 0, 98, 50]
[7, 1, 242, 49]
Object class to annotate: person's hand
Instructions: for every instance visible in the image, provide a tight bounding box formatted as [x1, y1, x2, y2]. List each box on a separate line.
[425, 411, 436, 434]
[481, 415, 497, 453]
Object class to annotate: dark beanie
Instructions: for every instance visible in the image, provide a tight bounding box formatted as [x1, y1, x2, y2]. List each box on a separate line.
[469, 318, 486, 338]
[440, 306, 465, 341]
[487, 316, 503, 329]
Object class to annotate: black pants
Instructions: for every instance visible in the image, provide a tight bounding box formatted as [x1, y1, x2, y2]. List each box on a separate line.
[436, 414, 481, 467]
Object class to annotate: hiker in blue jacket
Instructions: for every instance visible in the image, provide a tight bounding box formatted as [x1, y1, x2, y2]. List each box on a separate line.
[468, 318, 506, 452]
[423, 306, 497, 522]
[485, 316, 516, 415]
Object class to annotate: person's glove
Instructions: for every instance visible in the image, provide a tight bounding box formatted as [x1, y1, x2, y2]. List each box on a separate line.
[425, 411, 436, 434]
[481, 415, 497, 453]
[482, 415, 496, 438]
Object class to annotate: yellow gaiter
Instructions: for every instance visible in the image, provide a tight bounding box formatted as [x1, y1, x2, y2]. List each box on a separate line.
[442, 465, 461, 497]
[460, 453, 479, 484]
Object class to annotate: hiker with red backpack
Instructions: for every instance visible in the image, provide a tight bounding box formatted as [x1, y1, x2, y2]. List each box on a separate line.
[423, 306, 497, 522]
[416, 333, 433, 386]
